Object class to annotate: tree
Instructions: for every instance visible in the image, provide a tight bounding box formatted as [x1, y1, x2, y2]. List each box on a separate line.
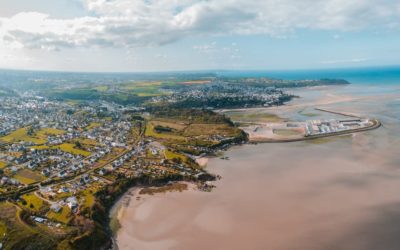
[75, 141, 83, 149]
[27, 127, 35, 136]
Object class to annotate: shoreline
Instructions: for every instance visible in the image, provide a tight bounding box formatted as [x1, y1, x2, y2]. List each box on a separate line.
[248, 119, 381, 143]
[106, 139, 241, 249]
[109, 182, 200, 250]
[107, 85, 382, 249]
[109, 187, 141, 250]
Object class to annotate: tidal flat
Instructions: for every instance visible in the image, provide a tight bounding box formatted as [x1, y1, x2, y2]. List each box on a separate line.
[113, 83, 400, 250]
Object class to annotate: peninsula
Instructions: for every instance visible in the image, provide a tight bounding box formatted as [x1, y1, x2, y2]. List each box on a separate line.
[240, 109, 381, 142]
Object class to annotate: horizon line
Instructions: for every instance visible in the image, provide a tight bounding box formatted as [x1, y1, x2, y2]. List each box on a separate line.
[1, 64, 400, 75]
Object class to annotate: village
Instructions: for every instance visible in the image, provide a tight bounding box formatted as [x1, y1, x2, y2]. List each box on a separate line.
[0, 95, 221, 232]
[150, 82, 294, 108]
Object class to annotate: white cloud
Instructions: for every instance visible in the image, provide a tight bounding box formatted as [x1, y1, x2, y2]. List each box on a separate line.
[193, 41, 217, 53]
[320, 58, 371, 64]
[193, 41, 242, 62]
[1, 0, 400, 50]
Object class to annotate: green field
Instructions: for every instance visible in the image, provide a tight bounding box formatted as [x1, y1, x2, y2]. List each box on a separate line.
[1, 127, 65, 145]
[14, 169, 44, 185]
[120, 81, 165, 97]
[164, 150, 189, 162]
[143, 110, 245, 157]
[183, 123, 241, 137]
[31, 145, 51, 150]
[85, 122, 102, 130]
[19, 193, 47, 212]
[48, 84, 161, 105]
[146, 119, 241, 140]
[145, 122, 187, 141]
[36, 128, 65, 136]
[224, 111, 284, 123]
[81, 189, 96, 209]
[47, 206, 71, 224]
[0, 202, 58, 249]
[55, 143, 92, 157]
[1, 127, 47, 144]
[94, 85, 109, 92]
[32, 140, 95, 154]
[80, 138, 99, 146]
[0, 161, 7, 169]
[0, 220, 6, 240]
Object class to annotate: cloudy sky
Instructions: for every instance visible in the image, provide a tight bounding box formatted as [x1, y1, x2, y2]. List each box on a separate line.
[0, 0, 399, 72]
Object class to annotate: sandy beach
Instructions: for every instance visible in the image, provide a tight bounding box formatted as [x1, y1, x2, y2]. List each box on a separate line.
[195, 157, 209, 167]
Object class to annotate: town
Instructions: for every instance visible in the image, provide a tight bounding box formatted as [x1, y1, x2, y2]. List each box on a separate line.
[150, 82, 295, 108]
[0, 76, 355, 249]
[0, 95, 246, 249]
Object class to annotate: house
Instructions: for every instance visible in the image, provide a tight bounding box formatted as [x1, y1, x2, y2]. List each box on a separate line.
[0, 177, 8, 186]
[66, 196, 78, 209]
[41, 169, 50, 177]
[50, 203, 62, 213]
[58, 170, 67, 178]
[80, 174, 90, 184]
[98, 169, 105, 176]
[34, 217, 47, 223]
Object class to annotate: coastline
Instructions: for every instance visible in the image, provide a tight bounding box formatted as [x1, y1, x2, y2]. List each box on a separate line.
[107, 83, 396, 249]
[109, 187, 141, 250]
[107, 86, 367, 249]
[110, 80, 400, 249]
[109, 182, 200, 250]
[247, 118, 381, 143]
[100, 137, 245, 250]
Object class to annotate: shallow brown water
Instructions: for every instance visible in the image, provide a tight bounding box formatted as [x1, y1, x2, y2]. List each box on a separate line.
[115, 85, 400, 250]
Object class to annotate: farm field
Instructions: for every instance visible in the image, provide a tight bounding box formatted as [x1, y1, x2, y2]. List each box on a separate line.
[13, 169, 44, 185]
[18, 193, 47, 212]
[1, 127, 47, 144]
[0, 161, 7, 169]
[47, 206, 71, 224]
[31, 145, 51, 150]
[145, 121, 187, 141]
[55, 143, 92, 157]
[146, 119, 241, 139]
[223, 110, 285, 123]
[80, 189, 96, 209]
[183, 123, 241, 137]
[0, 202, 56, 248]
[164, 150, 189, 163]
[0, 220, 6, 240]
[85, 122, 102, 130]
[0, 127, 65, 145]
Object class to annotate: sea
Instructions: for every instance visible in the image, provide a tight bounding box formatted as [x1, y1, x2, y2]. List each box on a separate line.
[218, 65, 400, 85]
[110, 66, 400, 250]
[2, 65, 400, 88]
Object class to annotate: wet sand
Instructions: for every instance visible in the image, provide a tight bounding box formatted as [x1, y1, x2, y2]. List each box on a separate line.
[114, 84, 400, 250]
